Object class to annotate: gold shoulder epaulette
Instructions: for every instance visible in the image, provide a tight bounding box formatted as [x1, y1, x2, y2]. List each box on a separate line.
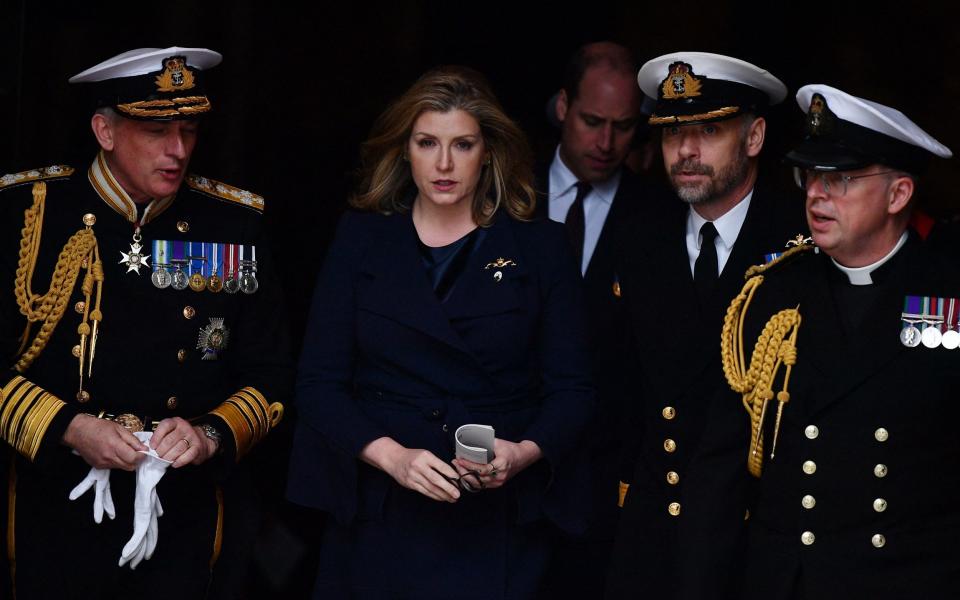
[745, 239, 815, 279]
[0, 165, 74, 190]
[186, 174, 264, 212]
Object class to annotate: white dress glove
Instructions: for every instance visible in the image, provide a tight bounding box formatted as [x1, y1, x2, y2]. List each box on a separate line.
[68, 465, 115, 523]
[119, 431, 170, 569]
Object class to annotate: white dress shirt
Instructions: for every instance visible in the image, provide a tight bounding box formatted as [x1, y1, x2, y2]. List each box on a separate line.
[685, 190, 753, 276]
[548, 147, 620, 275]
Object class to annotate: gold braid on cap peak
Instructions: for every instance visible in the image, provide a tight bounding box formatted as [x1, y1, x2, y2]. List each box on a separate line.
[720, 244, 813, 477]
[14, 182, 104, 397]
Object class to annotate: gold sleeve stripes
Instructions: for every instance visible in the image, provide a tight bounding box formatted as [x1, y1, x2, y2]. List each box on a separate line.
[1, 376, 67, 461]
[208, 387, 283, 461]
[618, 481, 630, 508]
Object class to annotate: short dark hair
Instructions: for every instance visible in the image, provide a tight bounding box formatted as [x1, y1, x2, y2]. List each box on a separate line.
[561, 42, 638, 104]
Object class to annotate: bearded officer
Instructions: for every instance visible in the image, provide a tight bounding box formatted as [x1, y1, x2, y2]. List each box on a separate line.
[607, 52, 806, 600]
[0, 47, 292, 598]
[721, 85, 954, 599]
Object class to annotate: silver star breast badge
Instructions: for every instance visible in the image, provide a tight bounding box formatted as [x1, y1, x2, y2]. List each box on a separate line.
[119, 241, 150, 275]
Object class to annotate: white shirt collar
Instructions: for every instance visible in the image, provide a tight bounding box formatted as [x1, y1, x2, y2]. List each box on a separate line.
[549, 146, 620, 205]
[831, 231, 909, 285]
[687, 189, 753, 252]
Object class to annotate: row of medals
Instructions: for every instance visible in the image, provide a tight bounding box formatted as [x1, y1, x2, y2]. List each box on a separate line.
[150, 260, 259, 294]
[899, 321, 958, 349]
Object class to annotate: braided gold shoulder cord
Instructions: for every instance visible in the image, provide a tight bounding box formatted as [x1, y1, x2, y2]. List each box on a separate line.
[13, 182, 103, 398]
[720, 252, 805, 477]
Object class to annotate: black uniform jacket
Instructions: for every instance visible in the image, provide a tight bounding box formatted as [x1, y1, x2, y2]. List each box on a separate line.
[534, 165, 664, 529]
[608, 181, 807, 600]
[0, 164, 292, 593]
[287, 209, 595, 534]
[735, 235, 960, 600]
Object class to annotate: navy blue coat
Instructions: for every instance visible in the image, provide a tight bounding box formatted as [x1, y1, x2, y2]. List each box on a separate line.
[287, 208, 595, 592]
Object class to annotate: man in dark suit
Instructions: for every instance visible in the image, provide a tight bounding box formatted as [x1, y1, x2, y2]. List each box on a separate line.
[726, 85, 955, 600]
[537, 42, 656, 596]
[607, 52, 806, 600]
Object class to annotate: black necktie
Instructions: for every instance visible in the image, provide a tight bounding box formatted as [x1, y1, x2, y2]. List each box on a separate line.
[694, 222, 719, 298]
[565, 181, 592, 264]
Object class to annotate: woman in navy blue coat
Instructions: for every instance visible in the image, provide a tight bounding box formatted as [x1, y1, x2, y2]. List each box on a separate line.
[288, 66, 595, 599]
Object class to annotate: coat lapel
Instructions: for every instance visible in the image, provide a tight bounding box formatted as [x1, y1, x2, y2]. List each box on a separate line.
[443, 215, 525, 321]
[803, 243, 916, 417]
[357, 212, 473, 355]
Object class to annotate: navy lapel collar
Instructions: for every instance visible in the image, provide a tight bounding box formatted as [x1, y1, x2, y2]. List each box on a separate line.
[357, 212, 473, 355]
[803, 243, 916, 417]
[443, 214, 526, 321]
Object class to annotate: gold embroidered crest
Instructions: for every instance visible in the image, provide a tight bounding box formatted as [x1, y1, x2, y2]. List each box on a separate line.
[661, 62, 702, 99]
[155, 56, 196, 92]
[806, 93, 835, 136]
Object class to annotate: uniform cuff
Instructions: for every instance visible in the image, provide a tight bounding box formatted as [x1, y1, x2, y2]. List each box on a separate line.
[0, 375, 75, 462]
[208, 386, 283, 461]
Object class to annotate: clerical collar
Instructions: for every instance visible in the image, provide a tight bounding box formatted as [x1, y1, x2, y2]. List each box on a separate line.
[831, 232, 908, 285]
[87, 151, 174, 227]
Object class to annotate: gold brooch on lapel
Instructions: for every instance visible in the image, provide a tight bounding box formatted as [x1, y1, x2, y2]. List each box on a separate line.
[785, 234, 814, 247]
[484, 257, 517, 283]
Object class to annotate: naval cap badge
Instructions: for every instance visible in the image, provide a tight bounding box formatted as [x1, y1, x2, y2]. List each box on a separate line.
[661, 62, 703, 100]
[155, 56, 196, 92]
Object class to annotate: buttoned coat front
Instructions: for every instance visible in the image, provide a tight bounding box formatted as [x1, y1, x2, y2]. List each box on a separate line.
[607, 182, 807, 600]
[287, 209, 594, 599]
[735, 238, 960, 600]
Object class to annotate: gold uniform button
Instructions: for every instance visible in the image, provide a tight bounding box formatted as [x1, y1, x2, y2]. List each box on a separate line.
[875, 427, 889, 442]
[802, 495, 816, 509]
[802, 460, 817, 475]
[873, 498, 888, 513]
[177, 220, 190, 233]
[668, 502, 681, 516]
[662, 406, 676, 420]
[872, 534, 886, 548]
[74, 301, 86, 314]
[71, 345, 81, 358]
[801, 531, 815, 546]
[874, 464, 888, 478]
[177, 349, 187, 362]
[76, 390, 90, 403]
[82, 213, 96, 226]
[805, 425, 819, 439]
[663, 439, 677, 453]
[744, 509, 750, 521]
[183, 306, 196, 319]
[166, 396, 178, 410]
[666, 471, 679, 485]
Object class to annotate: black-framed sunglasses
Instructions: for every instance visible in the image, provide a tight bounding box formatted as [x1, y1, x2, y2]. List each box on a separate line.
[445, 470, 484, 493]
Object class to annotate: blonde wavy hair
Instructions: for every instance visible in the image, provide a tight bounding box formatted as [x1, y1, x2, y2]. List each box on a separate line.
[350, 66, 536, 225]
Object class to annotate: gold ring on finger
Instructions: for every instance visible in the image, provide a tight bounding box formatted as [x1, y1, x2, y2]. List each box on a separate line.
[181, 437, 191, 448]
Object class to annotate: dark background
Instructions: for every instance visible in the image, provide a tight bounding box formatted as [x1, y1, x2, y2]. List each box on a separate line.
[2, 1, 957, 596]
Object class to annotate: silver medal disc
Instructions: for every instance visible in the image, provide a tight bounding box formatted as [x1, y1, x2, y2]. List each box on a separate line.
[224, 275, 240, 294]
[239, 272, 259, 295]
[171, 270, 189, 291]
[921, 326, 943, 349]
[151, 268, 172, 289]
[942, 329, 960, 350]
[900, 326, 921, 348]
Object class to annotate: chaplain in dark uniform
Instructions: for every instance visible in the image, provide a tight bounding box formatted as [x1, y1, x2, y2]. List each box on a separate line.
[0, 47, 292, 599]
[607, 52, 807, 600]
[722, 85, 955, 599]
